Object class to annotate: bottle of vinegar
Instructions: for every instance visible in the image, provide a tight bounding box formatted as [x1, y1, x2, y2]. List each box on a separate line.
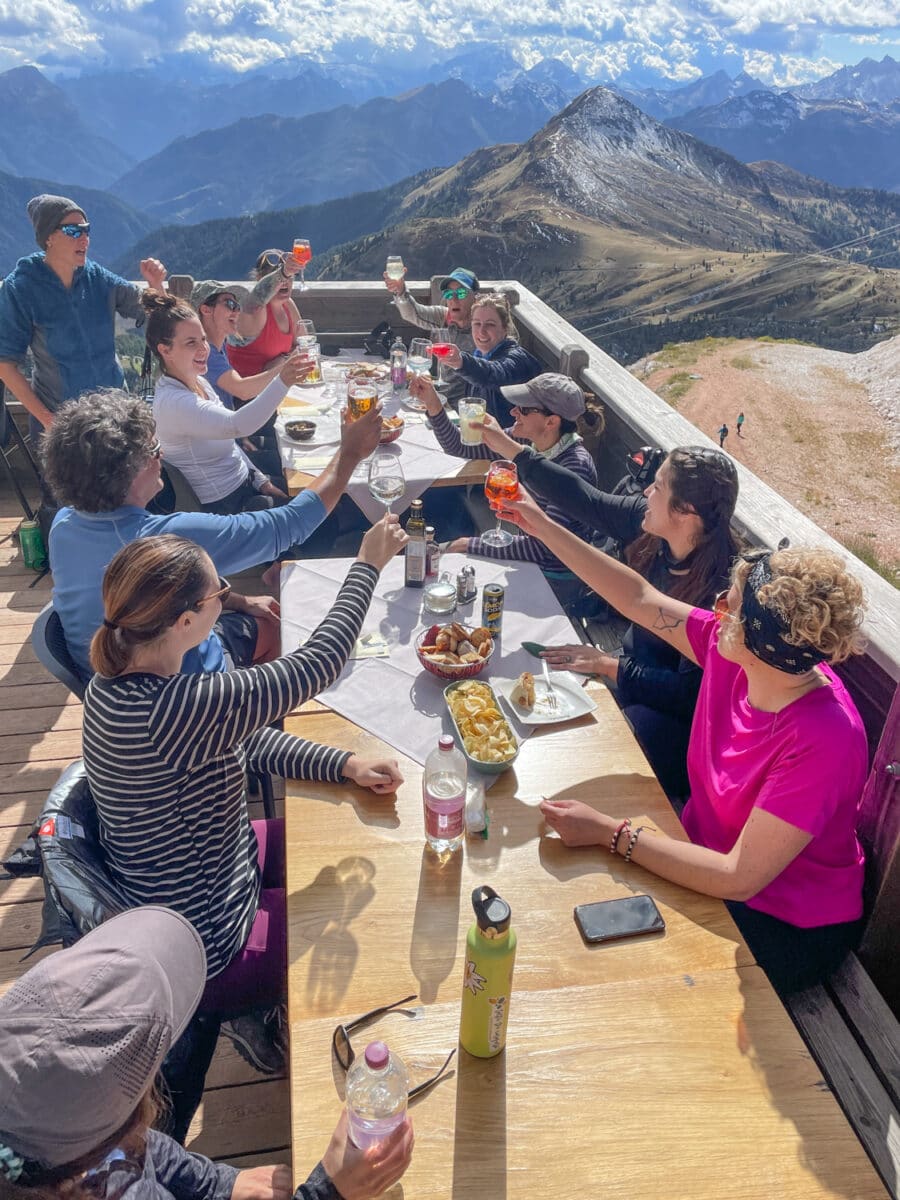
[423, 734, 466, 854]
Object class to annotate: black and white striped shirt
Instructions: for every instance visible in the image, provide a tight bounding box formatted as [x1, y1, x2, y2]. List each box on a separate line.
[82, 562, 378, 977]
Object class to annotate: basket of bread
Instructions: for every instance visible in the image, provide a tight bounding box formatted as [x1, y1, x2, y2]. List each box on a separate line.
[415, 622, 494, 680]
[379, 414, 405, 444]
[444, 680, 518, 773]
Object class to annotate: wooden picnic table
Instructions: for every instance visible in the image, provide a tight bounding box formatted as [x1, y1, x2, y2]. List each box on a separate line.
[282, 616, 885, 1196]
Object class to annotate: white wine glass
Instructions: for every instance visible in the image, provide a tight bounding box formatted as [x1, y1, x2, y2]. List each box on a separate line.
[368, 453, 406, 514]
[386, 255, 405, 280]
[405, 338, 433, 411]
[296, 318, 316, 350]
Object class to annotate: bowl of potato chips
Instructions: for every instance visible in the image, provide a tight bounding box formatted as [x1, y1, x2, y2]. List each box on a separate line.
[444, 680, 518, 773]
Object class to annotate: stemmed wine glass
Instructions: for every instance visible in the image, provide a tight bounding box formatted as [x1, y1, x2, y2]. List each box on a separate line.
[296, 318, 316, 350]
[431, 336, 452, 389]
[386, 255, 405, 281]
[292, 238, 311, 291]
[368, 454, 406, 514]
[482, 459, 518, 547]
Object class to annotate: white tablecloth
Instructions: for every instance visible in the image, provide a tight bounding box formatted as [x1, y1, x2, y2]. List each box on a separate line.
[277, 359, 472, 521]
[280, 555, 578, 769]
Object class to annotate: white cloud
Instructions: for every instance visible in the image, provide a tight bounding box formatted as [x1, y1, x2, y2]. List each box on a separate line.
[0, 0, 897, 84]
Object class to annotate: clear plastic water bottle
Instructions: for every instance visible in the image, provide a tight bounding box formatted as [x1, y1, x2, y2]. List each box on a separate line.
[423, 734, 466, 854]
[346, 1040, 408, 1149]
[390, 336, 407, 392]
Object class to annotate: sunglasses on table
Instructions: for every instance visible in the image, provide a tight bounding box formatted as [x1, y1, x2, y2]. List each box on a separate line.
[198, 576, 231, 606]
[442, 287, 470, 300]
[58, 222, 91, 238]
[332, 993, 456, 1099]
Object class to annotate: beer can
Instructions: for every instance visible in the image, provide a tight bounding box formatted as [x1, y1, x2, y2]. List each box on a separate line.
[481, 583, 505, 636]
[19, 519, 47, 571]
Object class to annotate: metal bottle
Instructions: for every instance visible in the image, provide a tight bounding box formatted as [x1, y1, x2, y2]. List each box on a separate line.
[19, 519, 47, 571]
[459, 885, 517, 1058]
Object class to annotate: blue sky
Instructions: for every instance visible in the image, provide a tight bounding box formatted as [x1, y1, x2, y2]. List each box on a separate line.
[0, 0, 898, 87]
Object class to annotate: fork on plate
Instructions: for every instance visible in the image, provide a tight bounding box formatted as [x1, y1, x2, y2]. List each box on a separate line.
[540, 658, 560, 711]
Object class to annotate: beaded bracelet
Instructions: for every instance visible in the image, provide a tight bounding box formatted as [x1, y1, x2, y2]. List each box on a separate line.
[610, 818, 631, 856]
[623, 825, 646, 864]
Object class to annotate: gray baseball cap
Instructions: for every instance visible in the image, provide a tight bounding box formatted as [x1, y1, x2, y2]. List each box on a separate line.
[501, 373, 586, 421]
[0, 906, 206, 1169]
[190, 279, 251, 309]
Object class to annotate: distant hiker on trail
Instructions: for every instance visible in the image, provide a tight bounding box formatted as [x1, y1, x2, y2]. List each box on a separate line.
[737, 412, 746, 437]
[718, 423, 729, 449]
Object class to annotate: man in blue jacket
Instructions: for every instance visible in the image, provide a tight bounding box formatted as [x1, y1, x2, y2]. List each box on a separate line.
[42, 390, 382, 679]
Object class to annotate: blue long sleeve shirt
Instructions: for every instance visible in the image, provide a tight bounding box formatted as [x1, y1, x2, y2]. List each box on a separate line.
[49, 492, 326, 677]
[0, 253, 143, 414]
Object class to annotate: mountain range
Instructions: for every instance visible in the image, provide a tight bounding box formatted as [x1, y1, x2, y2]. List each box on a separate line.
[669, 92, 900, 193]
[107, 78, 573, 223]
[115, 87, 900, 361]
[0, 168, 154, 272]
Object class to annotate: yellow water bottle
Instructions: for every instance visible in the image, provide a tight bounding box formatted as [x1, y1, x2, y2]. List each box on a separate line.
[459, 885, 516, 1058]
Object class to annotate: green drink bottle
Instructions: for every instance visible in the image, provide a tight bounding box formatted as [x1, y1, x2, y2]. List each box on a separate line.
[459, 885, 517, 1058]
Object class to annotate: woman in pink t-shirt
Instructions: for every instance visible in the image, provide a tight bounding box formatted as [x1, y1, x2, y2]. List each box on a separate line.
[503, 488, 869, 994]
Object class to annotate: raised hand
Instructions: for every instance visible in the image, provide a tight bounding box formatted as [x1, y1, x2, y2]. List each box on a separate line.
[357, 512, 409, 571]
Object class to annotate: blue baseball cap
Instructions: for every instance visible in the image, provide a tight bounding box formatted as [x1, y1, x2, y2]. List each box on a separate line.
[440, 268, 480, 294]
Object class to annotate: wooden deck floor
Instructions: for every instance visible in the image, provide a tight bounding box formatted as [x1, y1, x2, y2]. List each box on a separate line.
[0, 496, 292, 1170]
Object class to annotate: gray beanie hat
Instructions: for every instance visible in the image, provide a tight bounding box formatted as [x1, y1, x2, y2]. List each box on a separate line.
[26, 194, 86, 250]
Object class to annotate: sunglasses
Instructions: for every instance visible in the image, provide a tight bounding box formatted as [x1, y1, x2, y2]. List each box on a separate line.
[713, 591, 732, 623]
[442, 287, 470, 300]
[58, 222, 91, 238]
[514, 405, 547, 416]
[332, 993, 456, 1100]
[217, 297, 241, 311]
[260, 250, 287, 269]
[148, 440, 162, 460]
[80, 1149, 143, 1200]
[198, 576, 231, 606]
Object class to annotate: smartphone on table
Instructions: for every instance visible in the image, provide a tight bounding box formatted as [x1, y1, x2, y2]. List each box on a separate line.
[573, 894, 665, 945]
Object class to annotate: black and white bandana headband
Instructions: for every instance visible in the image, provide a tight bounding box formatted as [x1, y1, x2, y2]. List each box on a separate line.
[741, 553, 828, 674]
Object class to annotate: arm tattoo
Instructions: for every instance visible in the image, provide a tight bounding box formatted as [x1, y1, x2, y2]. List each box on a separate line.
[652, 607, 684, 632]
[244, 270, 283, 313]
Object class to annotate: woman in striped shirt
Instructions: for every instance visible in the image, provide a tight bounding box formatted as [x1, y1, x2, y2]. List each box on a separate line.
[81, 521, 407, 1019]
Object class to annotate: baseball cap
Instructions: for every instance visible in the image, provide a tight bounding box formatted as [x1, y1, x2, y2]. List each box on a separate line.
[501, 373, 586, 421]
[191, 280, 250, 310]
[0, 907, 206, 1170]
[439, 268, 480, 294]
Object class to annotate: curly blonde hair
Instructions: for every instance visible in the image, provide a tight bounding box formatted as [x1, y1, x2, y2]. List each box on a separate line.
[732, 547, 867, 665]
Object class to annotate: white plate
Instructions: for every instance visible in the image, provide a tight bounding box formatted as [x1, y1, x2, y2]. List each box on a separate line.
[496, 672, 597, 726]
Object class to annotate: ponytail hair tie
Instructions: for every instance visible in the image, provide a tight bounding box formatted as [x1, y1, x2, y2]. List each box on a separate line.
[0, 1143, 26, 1182]
[103, 618, 118, 630]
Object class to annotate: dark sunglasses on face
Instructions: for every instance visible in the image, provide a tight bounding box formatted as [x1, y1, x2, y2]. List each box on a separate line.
[442, 287, 470, 300]
[332, 993, 457, 1100]
[148, 440, 163, 460]
[58, 222, 91, 238]
[515, 405, 547, 416]
[217, 297, 241, 311]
